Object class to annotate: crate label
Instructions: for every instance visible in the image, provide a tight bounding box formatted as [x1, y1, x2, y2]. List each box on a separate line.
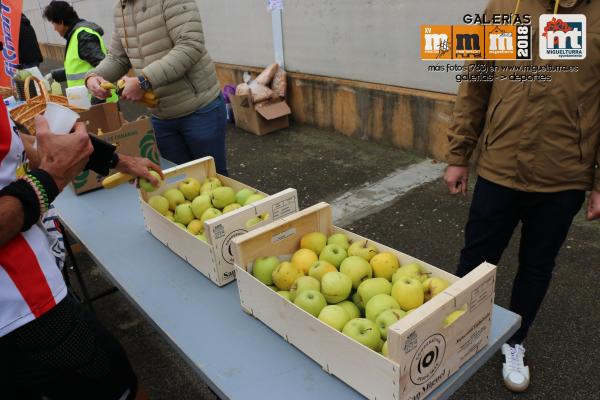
[404, 330, 418, 353]
[212, 224, 226, 240]
[409, 333, 446, 385]
[220, 229, 248, 264]
[272, 196, 298, 220]
[272, 228, 296, 244]
[469, 276, 494, 311]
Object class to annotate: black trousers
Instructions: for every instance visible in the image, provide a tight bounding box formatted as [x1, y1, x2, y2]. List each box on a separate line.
[456, 177, 585, 344]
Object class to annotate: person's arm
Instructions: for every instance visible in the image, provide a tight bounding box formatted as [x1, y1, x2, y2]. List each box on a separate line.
[0, 196, 24, 246]
[0, 117, 93, 247]
[86, 27, 132, 98]
[21, 134, 40, 169]
[78, 31, 106, 67]
[141, 0, 207, 88]
[50, 68, 67, 83]
[587, 147, 600, 220]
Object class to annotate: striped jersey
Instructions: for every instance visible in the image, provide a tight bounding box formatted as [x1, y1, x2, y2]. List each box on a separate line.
[0, 101, 66, 337]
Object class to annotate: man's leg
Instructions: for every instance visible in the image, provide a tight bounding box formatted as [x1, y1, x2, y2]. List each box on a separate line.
[456, 177, 520, 277]
[2, 295, 139, 400]
[509, 189, 585, 344]
[180, 96, 229, 176]
[151, 116, 194, 165]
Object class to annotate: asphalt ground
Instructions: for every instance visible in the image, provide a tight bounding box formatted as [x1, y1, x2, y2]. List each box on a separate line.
[38, 61, 600, 399]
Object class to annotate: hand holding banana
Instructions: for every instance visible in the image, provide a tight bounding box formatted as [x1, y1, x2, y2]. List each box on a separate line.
[100, 79, 159, 108]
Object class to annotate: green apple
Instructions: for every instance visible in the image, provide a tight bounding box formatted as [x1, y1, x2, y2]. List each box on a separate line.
[174, 222, 186, 230]
[244, 193, 265, 205]
[391, 276, 424, 311]
[200, 177, 222, 194]
[340, 256, 373, 289]
[289, 276, 320, 301]
[223, 203, 242, 213]
[376, 308, 406, 339]
[191, 194, 212, 218]
[182, 200, 192, 205]
[318, 305, 350, 331]
[338, 300, 361, 320]
[272, 261, 304, 291]
[320, 271, 353, 304]
[200, 208, 223, 223]
[148, 195, 169, 215]
[174, 203, 194, 225]
[178, 177, 201, 200]
[236, 188, 255, 205]
[381, 340, 389, 357]
[319, 244, 348, 268]
[139, 170, 162, 192]
[165, 210, 175, 221]
[347, 240, 378, 261]
[291, 248, 318, 275]
[252, 256, 280, 286]
[268, 285, 278, 291]
[195, 233, 207, 242]
[186, 219, 204, 235]
[443, 309, 466, 328]
[342, 318, 382, 351]
[370, 252, 400, 281]
[277, 290, 292, 301]
[300, 232, 327, 255]
[352, 291, 365, 315]
[308, 261, 337, 282]
[246, 213, 268, 228]
[365, 294, 400, 322]
[211, 186, 236, 209]
[422, 277, 449, 301]
[357, 278, 392, 306]
[392, 263, 424, 283]
[294, 289, 327, 317]
[163, 188, 185, 211]
[327, 233, 350, 250]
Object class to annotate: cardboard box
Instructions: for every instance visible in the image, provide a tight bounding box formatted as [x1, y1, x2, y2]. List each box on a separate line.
[230, 94, 291, 135]
[139, 157, 299, 286]
[232, 203, 497, 400]
[71, 103, 159, 195]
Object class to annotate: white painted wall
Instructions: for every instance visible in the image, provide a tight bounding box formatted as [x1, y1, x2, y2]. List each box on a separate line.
[23, 0, 489, 94]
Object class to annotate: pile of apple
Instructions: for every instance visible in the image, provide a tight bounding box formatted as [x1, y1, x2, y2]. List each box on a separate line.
[251, 231, 452, 357]
[144, 176, 265, 242]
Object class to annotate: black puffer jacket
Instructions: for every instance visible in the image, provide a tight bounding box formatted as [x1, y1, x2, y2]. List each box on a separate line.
[51, 20, 106, 82]
[19, 14, 43, 67]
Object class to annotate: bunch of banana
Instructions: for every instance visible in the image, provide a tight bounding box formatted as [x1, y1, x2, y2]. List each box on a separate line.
[100, 80, 159, 108]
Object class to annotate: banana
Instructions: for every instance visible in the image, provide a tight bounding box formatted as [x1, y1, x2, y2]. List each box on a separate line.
[100, 82, 116, 90]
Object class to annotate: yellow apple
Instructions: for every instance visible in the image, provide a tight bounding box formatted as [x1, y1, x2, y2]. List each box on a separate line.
[300, 232, 327, 255]
[391, 276, 424, 311]
[443, 309, 466, 328]
[272, 261, 304, 291]
[370, 252, 400, 281]
[308, 261, 337, 281]
[422, 277, 449, 301]
[291, 248, 318, 275]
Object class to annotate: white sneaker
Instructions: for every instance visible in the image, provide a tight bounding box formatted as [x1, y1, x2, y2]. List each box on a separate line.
[501, 343, 530, 392]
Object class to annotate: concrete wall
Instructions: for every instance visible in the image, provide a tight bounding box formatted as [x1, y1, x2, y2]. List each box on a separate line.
[23, 0, 488, 94]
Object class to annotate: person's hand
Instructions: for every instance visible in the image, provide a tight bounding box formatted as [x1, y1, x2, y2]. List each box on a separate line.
[586, 191, 600, 221]
[120, 76, 144, 102]
[114, 154, 163, 187]
[36, 116, 93, 191]
[444, 166, 469, 195]
[86, 75, 111, 99]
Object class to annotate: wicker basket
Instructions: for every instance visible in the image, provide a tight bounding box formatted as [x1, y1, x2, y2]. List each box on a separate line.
[10, 76, 85, 135]
[0, 86, 14, 99]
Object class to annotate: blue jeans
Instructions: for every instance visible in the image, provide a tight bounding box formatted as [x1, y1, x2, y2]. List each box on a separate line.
[151, 96, 228, 175]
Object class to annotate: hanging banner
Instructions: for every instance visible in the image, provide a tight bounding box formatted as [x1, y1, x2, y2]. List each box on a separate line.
[267, 0, 283, 12]
[0, 0, 22, 86]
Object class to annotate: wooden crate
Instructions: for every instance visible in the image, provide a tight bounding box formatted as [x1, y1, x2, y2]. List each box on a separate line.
[232, 203, 497, 400]
[139, 157, 299, 286]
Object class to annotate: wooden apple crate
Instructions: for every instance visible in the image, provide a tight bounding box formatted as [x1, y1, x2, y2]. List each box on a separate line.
[139, 157, 299, 286]
[231, 203, 497, 400]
